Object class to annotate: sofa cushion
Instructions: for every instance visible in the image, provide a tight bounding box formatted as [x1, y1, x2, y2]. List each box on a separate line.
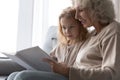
[0, 59, 25, 75]
[42, 26, 57, 54]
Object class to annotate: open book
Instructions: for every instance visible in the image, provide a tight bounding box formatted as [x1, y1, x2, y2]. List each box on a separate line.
[1, 46, 52, 72]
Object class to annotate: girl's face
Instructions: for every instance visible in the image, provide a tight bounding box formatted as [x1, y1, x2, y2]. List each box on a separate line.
[60, 17, 80, 41]
[75, 6, 92, 28]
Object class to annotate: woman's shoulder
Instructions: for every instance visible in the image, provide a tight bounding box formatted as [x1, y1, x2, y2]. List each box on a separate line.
[95, 21, 120, 42]
[106, 21, 120, 33]
[100, 21, 120, 36]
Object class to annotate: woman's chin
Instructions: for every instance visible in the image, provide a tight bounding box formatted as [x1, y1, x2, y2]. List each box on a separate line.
[83, 24, 90, 28]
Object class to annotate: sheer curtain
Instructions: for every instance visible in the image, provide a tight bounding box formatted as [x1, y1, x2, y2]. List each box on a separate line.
[0, 0, 19, 57]
[112, 0, 120, 22]
[0, 0, 34, 57]
[17, 0, 34, 51]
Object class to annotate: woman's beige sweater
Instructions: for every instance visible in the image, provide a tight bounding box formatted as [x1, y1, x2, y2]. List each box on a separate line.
[69, 21, 120, 80]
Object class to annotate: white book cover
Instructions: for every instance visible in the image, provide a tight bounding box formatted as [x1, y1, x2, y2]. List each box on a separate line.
[1, 46, 52, 72]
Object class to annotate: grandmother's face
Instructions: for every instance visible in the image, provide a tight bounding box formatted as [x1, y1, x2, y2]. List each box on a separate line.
[74, 4, 92, 28]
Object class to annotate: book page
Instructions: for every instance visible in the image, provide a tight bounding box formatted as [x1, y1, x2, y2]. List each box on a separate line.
[16, 46, 52, 71]
[1, 46, 52, 72]
[1, 52, 35, 70]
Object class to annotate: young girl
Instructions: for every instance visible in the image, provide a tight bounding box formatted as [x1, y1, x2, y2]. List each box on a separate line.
[50, 7, 88, 66]
[7, 7, 88, 80]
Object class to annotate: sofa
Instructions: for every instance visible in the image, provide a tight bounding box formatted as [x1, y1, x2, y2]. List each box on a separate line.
[0, 58, 25, 80]
[0, 26, 57, 80]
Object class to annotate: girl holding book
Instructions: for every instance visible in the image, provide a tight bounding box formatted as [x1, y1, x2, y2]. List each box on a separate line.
[7, 7, 88, 80]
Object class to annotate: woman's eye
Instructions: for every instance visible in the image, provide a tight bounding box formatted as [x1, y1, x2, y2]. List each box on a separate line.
[78, 8, 84, 12]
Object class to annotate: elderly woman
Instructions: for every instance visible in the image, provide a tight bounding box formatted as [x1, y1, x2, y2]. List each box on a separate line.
[69, 0, 120, 80]
[6, 0, 120, 80]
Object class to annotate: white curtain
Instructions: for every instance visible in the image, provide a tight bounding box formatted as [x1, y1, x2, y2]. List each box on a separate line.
[17, 0, 34, 51]
[112, 0, 120, 22]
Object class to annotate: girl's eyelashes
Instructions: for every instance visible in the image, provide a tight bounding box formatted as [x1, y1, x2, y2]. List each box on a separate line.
[62, 25, 75, 30]
[62, 26, 66, 30]
[69, 26, 74, 29]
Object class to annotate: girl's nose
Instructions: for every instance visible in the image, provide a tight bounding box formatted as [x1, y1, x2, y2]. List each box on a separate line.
[65, 28, 70, 34]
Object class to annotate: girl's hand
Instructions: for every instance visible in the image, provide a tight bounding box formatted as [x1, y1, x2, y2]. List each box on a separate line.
[43, 58, 69, 77]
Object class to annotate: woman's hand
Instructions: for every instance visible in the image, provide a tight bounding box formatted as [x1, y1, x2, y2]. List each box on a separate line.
[43, 58, 69, 77]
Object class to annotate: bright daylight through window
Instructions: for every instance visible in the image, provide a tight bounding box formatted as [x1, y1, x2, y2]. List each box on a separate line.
[0, 0, 19, 57]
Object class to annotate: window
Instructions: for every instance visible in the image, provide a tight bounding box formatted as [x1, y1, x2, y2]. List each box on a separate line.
[0, 0, 19, 57]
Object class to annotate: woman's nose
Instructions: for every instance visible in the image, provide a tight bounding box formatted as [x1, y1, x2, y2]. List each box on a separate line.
[75, 10, 79, 19]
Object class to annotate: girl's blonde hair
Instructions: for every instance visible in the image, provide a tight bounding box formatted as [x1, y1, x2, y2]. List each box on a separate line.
[58, 7, 88, 45]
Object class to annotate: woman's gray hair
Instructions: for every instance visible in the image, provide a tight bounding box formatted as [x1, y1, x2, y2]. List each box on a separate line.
[73, 0, 115, 24]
